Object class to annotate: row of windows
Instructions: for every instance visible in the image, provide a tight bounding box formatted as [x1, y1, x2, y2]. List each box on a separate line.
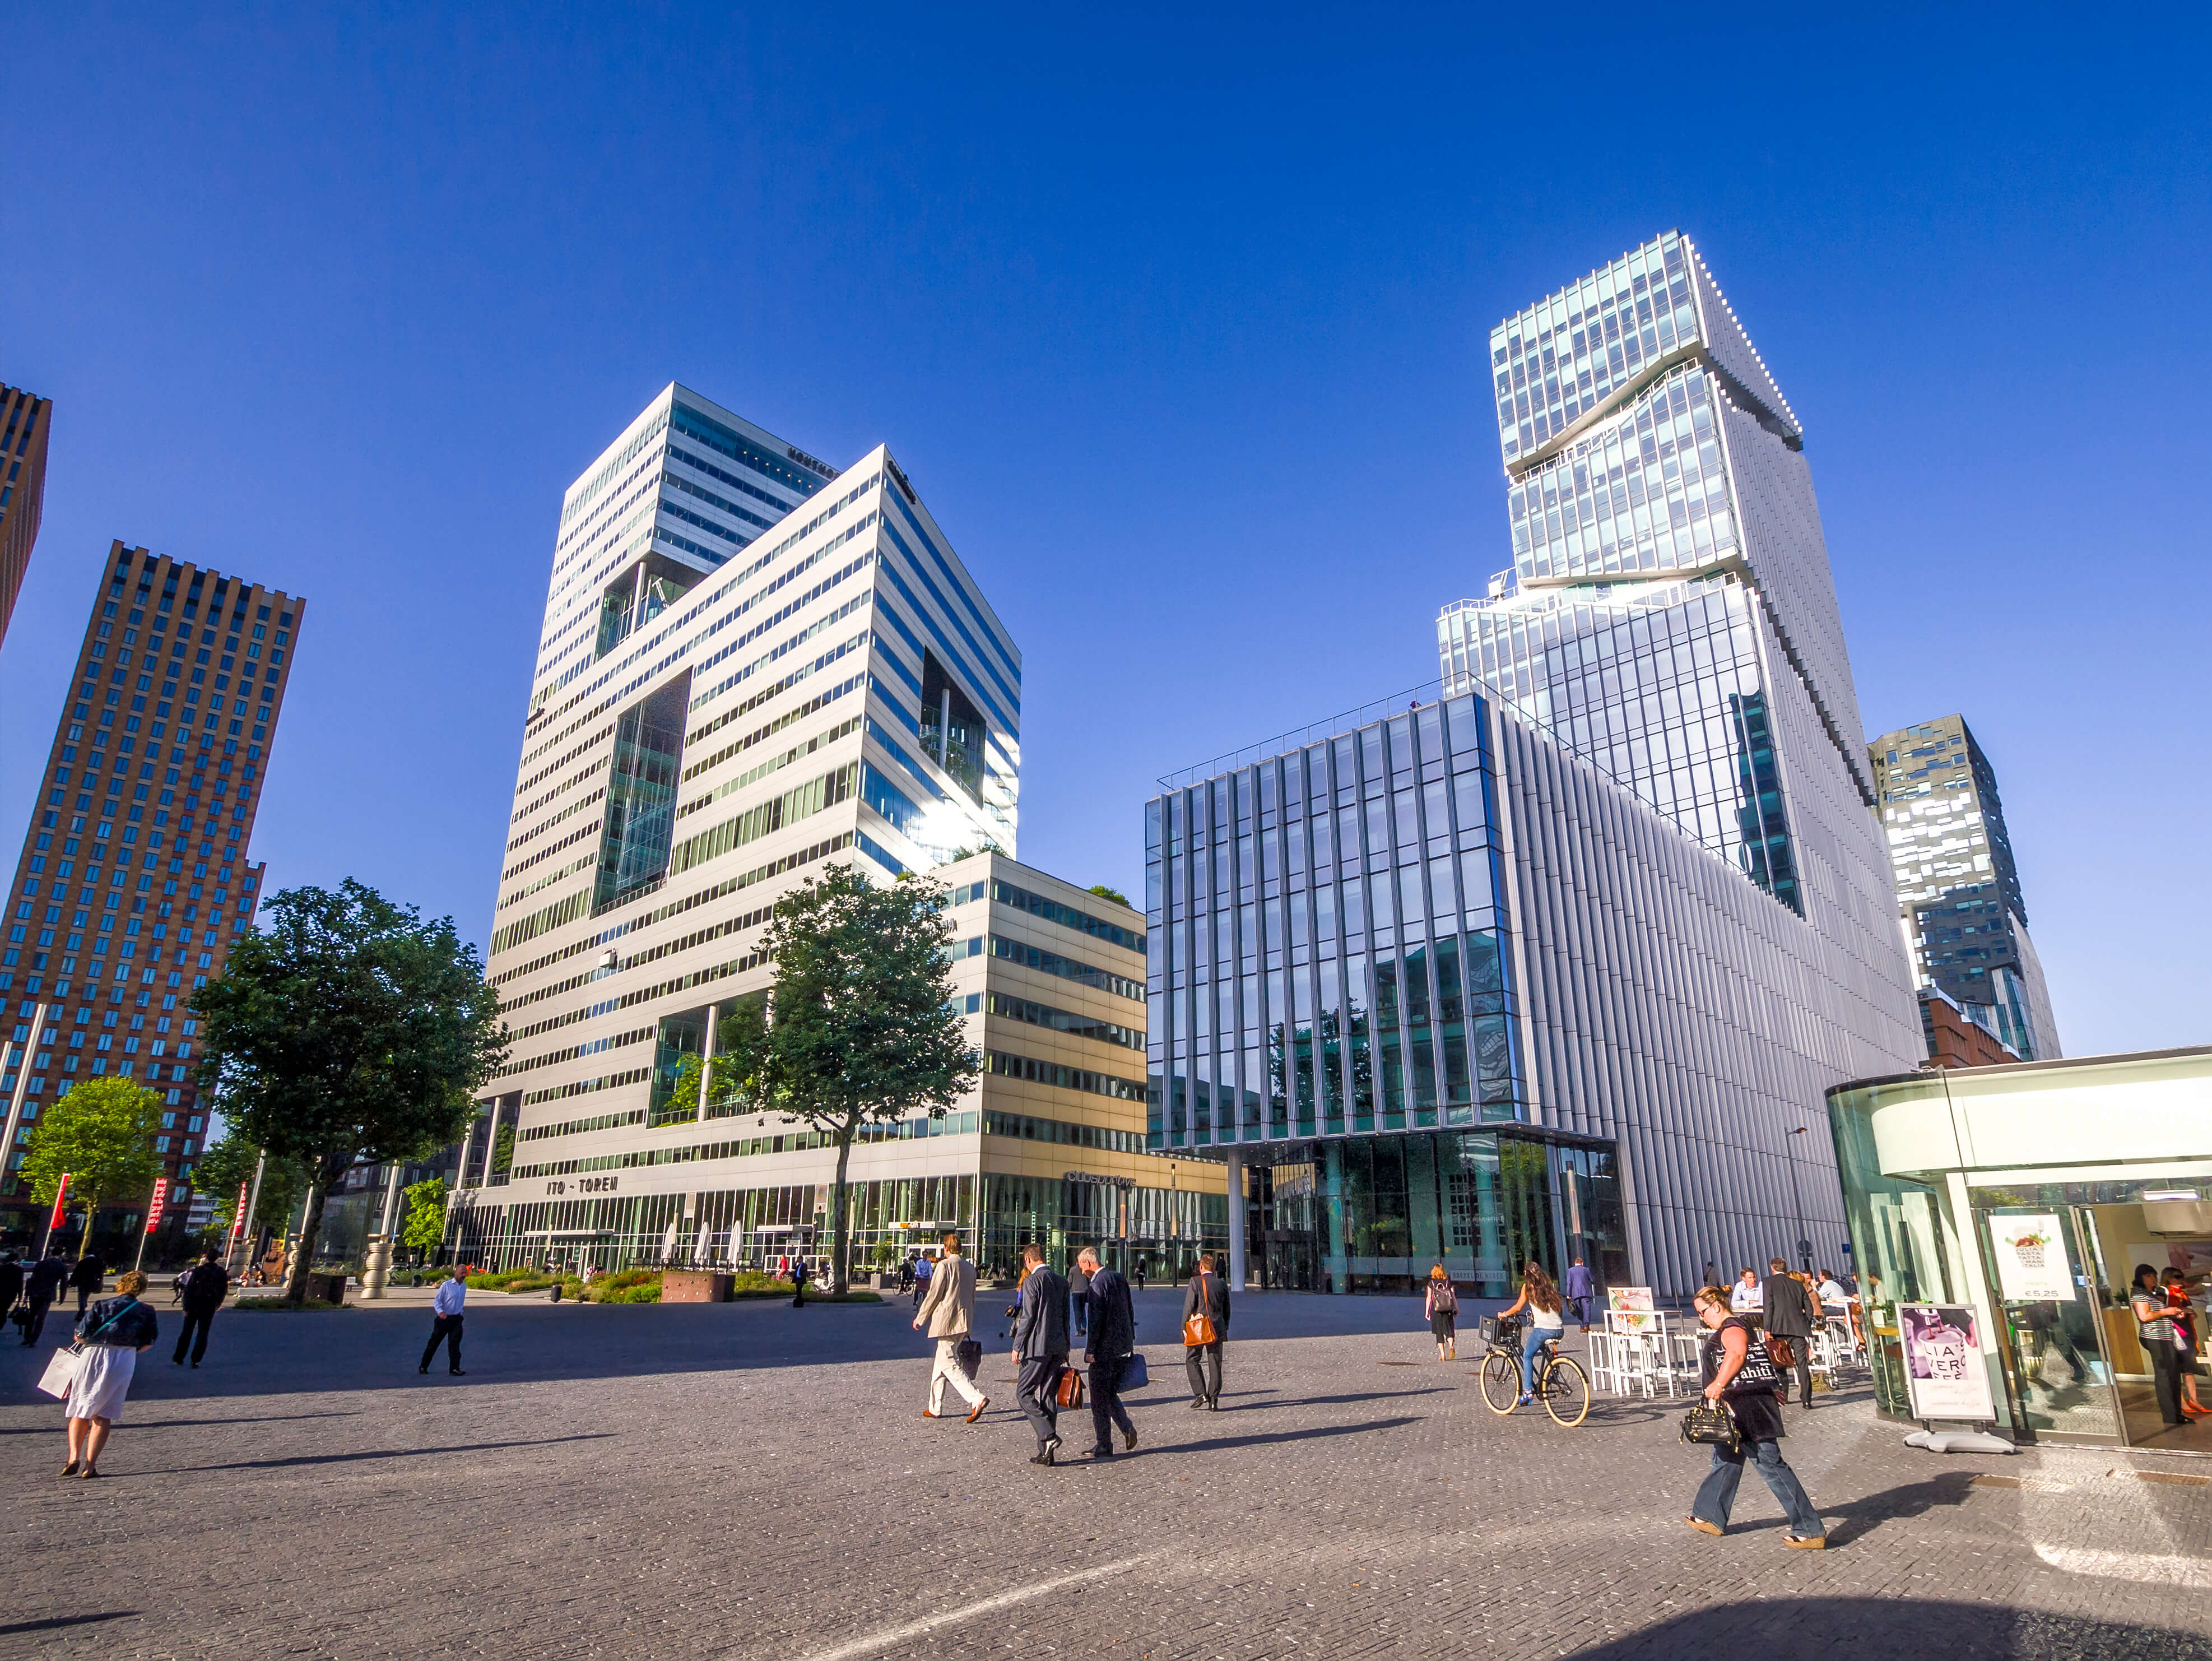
[495, 1025, 653, 1082]
[677, 716, 859, 823]
[519, 1066, 652, 1108]
[982, 1049, 1145, 1103]
[513, 1110, 983, 1177]
[964, 991, 1143, 1052]
[949, 935, 1144, 1003]
[949, 879, 1142, 952]
[518, 1107, 647, 1144]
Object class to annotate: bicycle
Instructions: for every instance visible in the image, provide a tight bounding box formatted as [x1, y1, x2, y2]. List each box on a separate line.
[1477, 1314, 1591, 1427]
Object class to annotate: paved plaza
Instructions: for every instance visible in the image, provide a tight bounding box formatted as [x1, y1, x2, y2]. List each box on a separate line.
[2, 1289, 2208, 1659]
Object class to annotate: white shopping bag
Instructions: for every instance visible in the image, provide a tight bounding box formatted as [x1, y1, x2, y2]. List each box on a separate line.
[35, 1345, 82, 1400]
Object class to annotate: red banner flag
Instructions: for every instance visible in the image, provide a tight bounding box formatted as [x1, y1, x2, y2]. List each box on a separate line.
[144, 1177, 170, 1234]
[47, 1173, 68, 1236]
[230, 1181, 250, 1238]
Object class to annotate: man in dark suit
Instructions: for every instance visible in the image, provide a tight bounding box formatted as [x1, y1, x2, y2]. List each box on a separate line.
[71, 1248, 105, 1315]
[0, 1252, 22, 1329]
[172, 1248, 230, 1368]
[22, 1250, 68, 1345]
[1760, 1256, 1819, 1408]
[1182, 1250, 1231, 1410]
[1077, 1247, 1137, 1459]
[1010, 1244, 1070, 1465]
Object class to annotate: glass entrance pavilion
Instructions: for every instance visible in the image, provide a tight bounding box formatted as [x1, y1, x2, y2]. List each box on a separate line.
[1826, 1046, 2211, 1449]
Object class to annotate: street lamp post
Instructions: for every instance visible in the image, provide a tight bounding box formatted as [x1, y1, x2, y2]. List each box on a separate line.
[1785, 1126, 1811, 1272]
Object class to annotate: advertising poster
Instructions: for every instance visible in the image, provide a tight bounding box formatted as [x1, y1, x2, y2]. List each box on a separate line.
[1607, 1286, 1657, 1333]
[1988, 1214, 2073, 1302]
[1899, 1304, 1997, 1421]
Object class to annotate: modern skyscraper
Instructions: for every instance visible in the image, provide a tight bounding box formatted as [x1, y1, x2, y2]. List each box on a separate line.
[1146, 234, 1922, 1297]
[452, 386, 1209, 1269]
[1870, 713, 2058, 1060]
[0, 384, 52, 642]
[1, 544, 304, 1241]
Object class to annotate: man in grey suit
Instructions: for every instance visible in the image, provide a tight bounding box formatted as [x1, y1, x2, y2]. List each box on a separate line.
[1182, 1250, 1230, 1410]
[1760, 1256, 1819, 1408]
[1011, 1244, 1070, 1465]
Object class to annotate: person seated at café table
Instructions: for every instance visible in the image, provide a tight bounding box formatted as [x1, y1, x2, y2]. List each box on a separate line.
[1729, 1268, 1764, 1315]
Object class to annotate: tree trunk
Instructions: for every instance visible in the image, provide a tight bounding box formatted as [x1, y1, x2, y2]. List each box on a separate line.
[829, 1119, 857, 1295]
[282, 1153, 350, 1306]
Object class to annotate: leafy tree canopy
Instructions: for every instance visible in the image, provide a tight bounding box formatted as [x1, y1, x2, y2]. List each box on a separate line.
[20, 1077, 166, 1218]
[193, 1128, 309, 1238]
[1086, 883, 1130, 907]
[192, 879, 508, 1300]
[401, 1176, 449, 1253]
[748, 865, 976, 1289]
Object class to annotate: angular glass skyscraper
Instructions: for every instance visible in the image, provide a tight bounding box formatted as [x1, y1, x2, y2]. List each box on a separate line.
[1142, 234, 1923, 1300]
[1438, 230, 1883, 925]
[1870, 714, 2059, 1060]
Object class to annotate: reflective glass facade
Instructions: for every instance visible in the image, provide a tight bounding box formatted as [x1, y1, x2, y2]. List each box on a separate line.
[1145, 692, 1522, 1153]
[1869, 714, 2059, 1060]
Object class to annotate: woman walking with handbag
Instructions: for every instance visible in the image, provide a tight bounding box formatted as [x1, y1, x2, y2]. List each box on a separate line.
[1424, 1265, 1459, 1361]
[1182, 1251, 1230, 1410]
[59, 1269, 159, 1479]
[1684, 1283, 1825, 1548]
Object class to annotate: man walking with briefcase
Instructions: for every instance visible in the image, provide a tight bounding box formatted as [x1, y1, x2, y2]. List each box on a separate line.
[1760, 1256, 1818, 1408]
[1011, 1244, 1070, 1465]
[1182, 1250, 1230, 1410]
[913, 1231, 988, 1423]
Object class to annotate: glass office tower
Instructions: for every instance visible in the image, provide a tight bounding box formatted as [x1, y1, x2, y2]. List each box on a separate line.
[1870, 714, 2059, 1060]
[1149, 234, 1922, 1298]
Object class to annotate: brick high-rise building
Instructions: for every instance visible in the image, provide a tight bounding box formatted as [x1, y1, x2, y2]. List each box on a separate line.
[0, 385, 52, 642]
[1, 543, 304, 1246]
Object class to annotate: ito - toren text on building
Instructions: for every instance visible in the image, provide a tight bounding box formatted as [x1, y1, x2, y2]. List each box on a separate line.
[1, 544, 303, 1247]
[449, 385, 1222, 1275]
[1149, 232, 1925, 1299]
[1869, 713, 2058, 1062]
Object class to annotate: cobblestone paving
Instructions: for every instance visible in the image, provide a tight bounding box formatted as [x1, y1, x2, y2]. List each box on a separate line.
[2, 1293, 2207, 1659]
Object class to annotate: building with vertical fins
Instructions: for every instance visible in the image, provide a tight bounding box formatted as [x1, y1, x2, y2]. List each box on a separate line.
[1870, 713, 2058, 1061]
[1146, 234, 1923, 1299]
[449, 386, 1216, 1274]
[0, 385, 52, 642]
[1, 544, 304, 1247]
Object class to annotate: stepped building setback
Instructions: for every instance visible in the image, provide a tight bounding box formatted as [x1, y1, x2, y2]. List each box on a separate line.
[1, 544, 304, 1241]
[1148, 234, 1923, 1298]
[452, 386, 1217, 1272]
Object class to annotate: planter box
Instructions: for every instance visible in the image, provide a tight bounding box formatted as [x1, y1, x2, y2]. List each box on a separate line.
[305, 1273, 347, 1306]
[661, 1270, 734, 1304]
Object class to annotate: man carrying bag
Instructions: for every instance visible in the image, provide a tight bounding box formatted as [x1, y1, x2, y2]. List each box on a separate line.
[1759, 1257, 1819, 1408]
[1010, 1245, 1069, 1465]
[1182, 1250, 1231, 1411]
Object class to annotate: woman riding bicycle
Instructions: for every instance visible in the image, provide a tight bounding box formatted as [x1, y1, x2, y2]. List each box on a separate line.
[1494, 1262, 1566, 1405]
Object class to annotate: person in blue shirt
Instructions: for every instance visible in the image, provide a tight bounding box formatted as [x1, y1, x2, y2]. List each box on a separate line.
[420, 1268, 467, 1376]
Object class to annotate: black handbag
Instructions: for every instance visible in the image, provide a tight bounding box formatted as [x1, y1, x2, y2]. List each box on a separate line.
[955, 1337, 983, 1380]
[1681, 1399, 1741, 1454]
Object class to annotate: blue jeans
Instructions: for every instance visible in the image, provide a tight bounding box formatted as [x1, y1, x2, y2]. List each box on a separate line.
[1693, 1436, 1824, 1537]
[1521, 1324, 1552, 1393]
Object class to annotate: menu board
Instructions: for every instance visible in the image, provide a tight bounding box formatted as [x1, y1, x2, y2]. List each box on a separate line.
[1607, 1286, 1657, 1333]
[1988, 1214, 2073, 1303]
[1899, 1304, 1997, 1421]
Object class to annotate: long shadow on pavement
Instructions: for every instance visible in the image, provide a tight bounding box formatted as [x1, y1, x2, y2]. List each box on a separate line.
[135, 1431, 614, 1476]
[1561, 1598, 2212, 1661]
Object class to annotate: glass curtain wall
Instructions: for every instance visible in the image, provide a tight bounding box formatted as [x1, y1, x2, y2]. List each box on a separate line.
[1246, 1130, 1620, 1296]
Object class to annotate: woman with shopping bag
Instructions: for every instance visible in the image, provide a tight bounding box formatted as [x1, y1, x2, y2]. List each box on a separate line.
[53, 1269, 160, 1478]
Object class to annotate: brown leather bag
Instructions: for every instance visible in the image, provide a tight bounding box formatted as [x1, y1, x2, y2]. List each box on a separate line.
[1055, 1362, 1085, 1410]
[1768, 1335, 1797, 1370]
[1183, 1272, 1219, 1347]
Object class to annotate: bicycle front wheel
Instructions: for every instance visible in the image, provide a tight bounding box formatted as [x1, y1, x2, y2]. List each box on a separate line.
[1479, 1349, 1521, 1414]
[1541, 1355, 1591, 1427]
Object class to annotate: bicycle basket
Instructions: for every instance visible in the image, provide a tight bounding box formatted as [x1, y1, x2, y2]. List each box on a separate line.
[1480, 1314, 1525, 1346]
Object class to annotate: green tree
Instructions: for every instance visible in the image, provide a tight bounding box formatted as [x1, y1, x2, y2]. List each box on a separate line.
[746, 865, 975, 1293]
[20, 1077, 165, 1230]
[192, 879, 509, 1305]
[490, 1122, 515, 1177]
[1086, 883, 1130, 907]
[193, 1128, 309, 1241]
[401, 1176, 449, 1256]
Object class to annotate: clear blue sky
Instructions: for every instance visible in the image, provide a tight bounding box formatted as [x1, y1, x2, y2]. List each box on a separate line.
[4, 7, 2206, 1057]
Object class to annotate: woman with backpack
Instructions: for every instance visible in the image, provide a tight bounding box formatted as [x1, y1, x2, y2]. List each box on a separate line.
[1424, 1265, 1460, 1361]
[1684, 1283, 1826, 1548]
[61, 1269, 159, 1479]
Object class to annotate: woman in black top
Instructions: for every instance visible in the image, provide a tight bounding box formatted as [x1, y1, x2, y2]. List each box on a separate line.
[1684, 1284, 1825, 1547]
